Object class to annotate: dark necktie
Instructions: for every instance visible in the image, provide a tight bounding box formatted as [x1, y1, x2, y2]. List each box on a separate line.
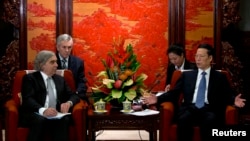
[47, 77, 56, 108]
[195, 71, 207, 108]
[62, 59, 67, 69]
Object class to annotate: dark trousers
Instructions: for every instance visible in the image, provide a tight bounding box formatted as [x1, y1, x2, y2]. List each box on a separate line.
[177, 104, 218, 141]
[26, 114, 71, 141]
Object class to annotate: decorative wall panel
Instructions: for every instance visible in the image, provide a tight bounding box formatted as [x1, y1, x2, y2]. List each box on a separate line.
[185, 0, 214, 62]
[27, 0, 56, 68]
[72, 1, 169, 91]
[0, 0, 20, 101]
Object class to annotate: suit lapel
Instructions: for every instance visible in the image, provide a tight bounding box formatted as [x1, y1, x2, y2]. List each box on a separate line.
[191, 71, 198, 88]
[33, 71, 47, 103]
[207, 69, 216, 101]
[188, 71, 198, 102]
[68, 55, 74, 69]
[34, 71, 46, 90]
[56, 53, 63, 69]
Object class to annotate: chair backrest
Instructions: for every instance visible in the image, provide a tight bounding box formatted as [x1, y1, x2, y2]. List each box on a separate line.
[170, 70, 232, 105]
[217, 70, 233, 87]
[12, 70, 76, 106]
[170, 70, 231, 89]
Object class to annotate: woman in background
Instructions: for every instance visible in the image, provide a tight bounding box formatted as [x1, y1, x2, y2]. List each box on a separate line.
[165, 44, 197, 92]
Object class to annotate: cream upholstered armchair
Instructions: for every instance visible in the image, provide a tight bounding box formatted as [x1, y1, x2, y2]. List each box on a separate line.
[4, 70, 88, 141]
[159, 70, 239, 141]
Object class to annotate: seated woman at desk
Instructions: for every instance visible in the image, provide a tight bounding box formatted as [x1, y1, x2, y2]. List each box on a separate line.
[165, 43, 197, 92]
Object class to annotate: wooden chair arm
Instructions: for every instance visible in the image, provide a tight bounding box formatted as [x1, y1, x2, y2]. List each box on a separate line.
[4, 99, 19, 141]
[159, 102, 175, 141]
[161, 102, 174, 114]
[71, 99, 88, 121]
[4, 99, 19, 122]
[71, 99, 88, 141]
[225, 105, 238, 125]
[72, 100, 87, 113]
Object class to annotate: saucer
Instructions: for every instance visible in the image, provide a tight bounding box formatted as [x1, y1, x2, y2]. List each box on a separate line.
[94, 110, 108, 114]
[120, 109, 134, 113]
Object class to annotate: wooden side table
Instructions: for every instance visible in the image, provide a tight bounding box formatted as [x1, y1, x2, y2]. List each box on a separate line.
[84, 106, 159, 141]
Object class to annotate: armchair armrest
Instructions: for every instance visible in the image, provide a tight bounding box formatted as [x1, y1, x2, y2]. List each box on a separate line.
[160, 102, 174, 120]
[159, 102, 175, 141]
[71, 99, 88, 141]
[225, 105, 238, 125]
[4, 99, 19, 141]
[72, 100, 87, 113]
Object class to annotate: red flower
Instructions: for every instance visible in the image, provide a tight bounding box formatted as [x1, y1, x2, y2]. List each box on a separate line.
[91, 36, 148, 103]
[106, 55, 114, 68]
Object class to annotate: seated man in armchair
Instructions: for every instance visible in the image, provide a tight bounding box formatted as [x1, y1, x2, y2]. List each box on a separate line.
[19, 50, 80, 141]
[142, 43, 246, 141]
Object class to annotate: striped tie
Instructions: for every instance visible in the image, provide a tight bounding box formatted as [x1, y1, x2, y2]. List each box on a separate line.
[62, 59, 67, 69]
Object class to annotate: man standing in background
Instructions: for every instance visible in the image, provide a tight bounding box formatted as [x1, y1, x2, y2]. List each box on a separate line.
[56, 34, 88, 100]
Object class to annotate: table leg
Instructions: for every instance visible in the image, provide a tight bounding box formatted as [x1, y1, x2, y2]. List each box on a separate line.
[149, 132, 153, 141]
[88, 130, 92, 141]
[153, 130, 157, 141]
[88, 121, 92, 141]
[92, 131, 96, 141]
[0, 120, 2, 141]
[149, 130, 157, 141]
[88, 125, 96, 141]
[83, 105, 88, 141]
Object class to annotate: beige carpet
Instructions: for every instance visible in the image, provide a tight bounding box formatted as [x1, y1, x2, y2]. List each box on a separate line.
[2, 130, 159, 141]
[96, 130, 159, 141]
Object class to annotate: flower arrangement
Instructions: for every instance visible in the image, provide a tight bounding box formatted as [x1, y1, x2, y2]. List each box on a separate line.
[91, 37, 148, 103]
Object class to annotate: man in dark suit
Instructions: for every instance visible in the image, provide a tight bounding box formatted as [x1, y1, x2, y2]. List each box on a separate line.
[19, 50, 80, 141]
[165, 43, 197, 92]
[56, 34, 88, 100]
[143, 43, 246, 141]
